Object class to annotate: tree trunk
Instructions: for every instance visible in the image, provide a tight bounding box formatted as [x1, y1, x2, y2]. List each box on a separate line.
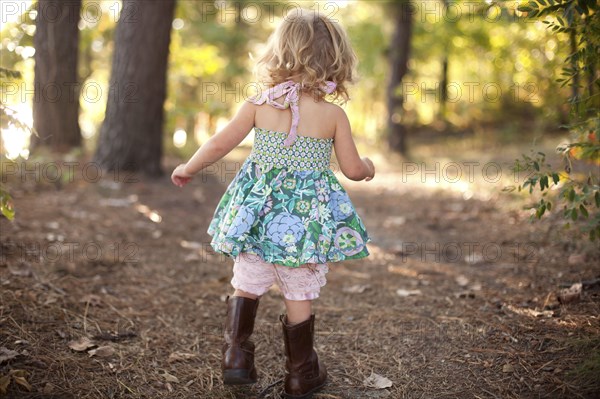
[32, 0, 82, 151]
[387, 0, 413, 154]
[439, 0, 449, 120]
[94, 0, 176, 177]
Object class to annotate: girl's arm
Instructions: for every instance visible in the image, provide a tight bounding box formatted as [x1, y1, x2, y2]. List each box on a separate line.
[171, 101, 256, 187]
[332, 107, 375, 181]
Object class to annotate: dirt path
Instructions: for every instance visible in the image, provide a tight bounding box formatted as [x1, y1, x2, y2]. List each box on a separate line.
[1, 155, 599, 399]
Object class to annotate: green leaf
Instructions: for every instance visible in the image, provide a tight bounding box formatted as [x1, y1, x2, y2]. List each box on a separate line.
[552, 173, 560, 184]
[577, 0, 589, 14]
[537, 203, 547, 218]
[547, 201, 552, 211]
[568, 188, 576, 201]
[571, 208, 578, 221]
[595, 191, 600, 207]
[540, 175, 549, 190]
[579, 204, 589, 218]
[0, 189, 15, 221]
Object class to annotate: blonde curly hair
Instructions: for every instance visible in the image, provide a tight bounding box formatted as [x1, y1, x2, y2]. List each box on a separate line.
[254, 8, 357, 103]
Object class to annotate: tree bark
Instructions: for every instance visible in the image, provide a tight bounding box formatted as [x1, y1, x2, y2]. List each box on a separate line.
[387, 0, 413, 154]
[94, 0, 176, 177]
[439, 0, 449, 120]
[32, 0, 82, 151]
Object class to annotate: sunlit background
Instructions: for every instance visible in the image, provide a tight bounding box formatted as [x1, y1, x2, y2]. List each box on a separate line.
[1, 0, 570, 164]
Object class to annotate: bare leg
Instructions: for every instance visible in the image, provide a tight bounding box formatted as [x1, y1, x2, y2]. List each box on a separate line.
[284, 299, 312, 325]
[233, 289, 259, 300]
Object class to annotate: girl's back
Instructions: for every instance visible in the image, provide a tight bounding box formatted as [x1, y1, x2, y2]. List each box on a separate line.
[254, 93, 339, 140]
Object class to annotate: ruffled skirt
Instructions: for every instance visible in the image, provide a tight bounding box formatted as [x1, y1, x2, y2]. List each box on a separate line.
[207, 158, 371, 267]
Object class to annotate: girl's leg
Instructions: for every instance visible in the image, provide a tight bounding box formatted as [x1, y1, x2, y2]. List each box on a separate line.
[280, 301, 327, 397]
[283, 298, 312, 325]
[222, 254, 272, 385]
[233, 289, 259, 300]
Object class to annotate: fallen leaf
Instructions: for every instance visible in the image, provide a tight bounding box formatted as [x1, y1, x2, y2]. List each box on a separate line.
[396, 289, 422, 297]
[504, 304, 553, 318]
[161, 372, 180, 383]
[46, 221, 60, 229]
[43, 292, 62, 305]
[383, 216, 406, 228]
[12, 373, 32, 391]
[184, 253, 200, 263]
[502, 364, 514, 373]
[470, 283, 482, 291]
[180, 240, 203, 249]
[343, 284, 370, 294]
[364, 372, 393, 389]
[455, 275, 469, 287]
[68, 337, 96, 352]
[0, 348, 20, 364]
[99, 198, 134, 207]
[557, 283, 582, 304]
[567, 253, 585, 265]
[8, 267, 31, 277]
[88, 346, 115, 358]
[43, 382, 55, 394]
[0, 375, 10, 395]
[168, 352, 198, 363]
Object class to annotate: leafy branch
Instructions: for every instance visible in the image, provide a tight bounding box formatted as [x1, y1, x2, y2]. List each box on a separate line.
[509, 0, 600, 240]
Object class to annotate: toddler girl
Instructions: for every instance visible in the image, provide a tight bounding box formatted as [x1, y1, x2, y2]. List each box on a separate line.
[172, 8, 374, 398]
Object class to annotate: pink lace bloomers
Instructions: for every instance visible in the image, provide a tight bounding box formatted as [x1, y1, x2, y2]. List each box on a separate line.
[231, 253, 329, 300]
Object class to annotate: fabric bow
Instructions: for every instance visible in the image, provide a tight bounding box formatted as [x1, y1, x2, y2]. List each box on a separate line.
[250, 80, 337, 146]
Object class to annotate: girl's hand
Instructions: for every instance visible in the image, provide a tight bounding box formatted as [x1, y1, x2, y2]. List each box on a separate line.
[171, 164, 194, 187]
[362, 157, 375, 181]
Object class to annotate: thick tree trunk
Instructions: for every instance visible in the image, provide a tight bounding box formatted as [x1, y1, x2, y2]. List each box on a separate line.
[94, 0, 176, 177]
[387, 0, 413, 154]
[32, 0, 82, 151]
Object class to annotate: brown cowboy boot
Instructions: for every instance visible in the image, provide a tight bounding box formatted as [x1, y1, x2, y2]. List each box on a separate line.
[280, 314, 327, 398]
[222, 296, 259, 385]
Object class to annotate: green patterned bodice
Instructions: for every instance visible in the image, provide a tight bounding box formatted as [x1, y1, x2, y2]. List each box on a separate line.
[249, 128, 333, 171]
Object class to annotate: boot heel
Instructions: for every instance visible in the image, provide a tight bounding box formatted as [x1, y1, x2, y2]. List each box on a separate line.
[282, 380, 327, 398]
[223, 368, 257, 385]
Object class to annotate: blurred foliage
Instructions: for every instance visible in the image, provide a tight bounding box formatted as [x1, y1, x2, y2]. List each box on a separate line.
[509, 0, 599, 241]
[0, 68, 32, 134]
[0, 185, 14, 220]
[0, 0, 585, 154]
[0, 67, 24, 221]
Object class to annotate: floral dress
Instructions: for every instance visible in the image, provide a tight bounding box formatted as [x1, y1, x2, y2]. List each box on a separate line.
[207, 80, 371, 267]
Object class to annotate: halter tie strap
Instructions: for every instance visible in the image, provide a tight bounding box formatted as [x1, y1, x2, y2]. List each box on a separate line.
[250, 80, 337, 146]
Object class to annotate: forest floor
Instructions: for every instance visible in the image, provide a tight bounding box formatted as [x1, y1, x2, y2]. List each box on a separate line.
[1, 134, 599, 399]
